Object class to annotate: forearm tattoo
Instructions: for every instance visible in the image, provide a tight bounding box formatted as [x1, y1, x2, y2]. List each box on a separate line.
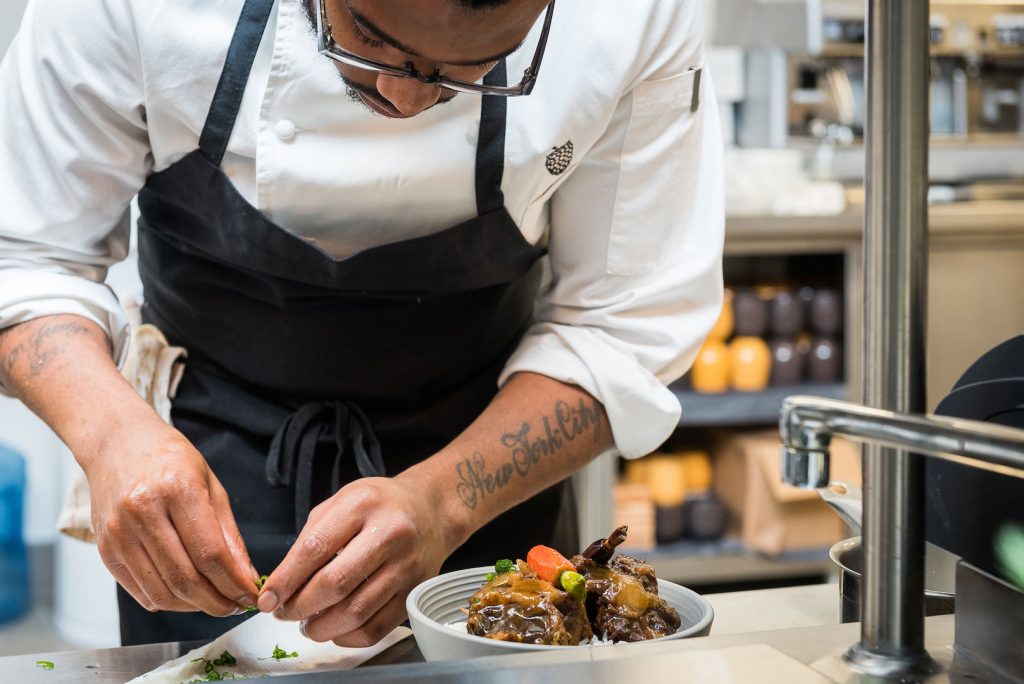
[0, 319, 91, 382]
[455, 398, 604, 510]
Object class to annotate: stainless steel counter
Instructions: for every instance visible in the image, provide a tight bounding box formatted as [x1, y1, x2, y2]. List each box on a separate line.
[0, 584, 840, 683]
[2, 581, 1011, 683]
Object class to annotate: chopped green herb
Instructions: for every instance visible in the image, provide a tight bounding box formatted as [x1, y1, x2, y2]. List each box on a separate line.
[188, 651, 239, 681]
[212, 651, 237, 667]
[559, 571, 587, 602]
[36, 661, 55, 670]
[259, 644, 298, 661]
[484, 571, 496, 582]
[494, 559, 515, 574]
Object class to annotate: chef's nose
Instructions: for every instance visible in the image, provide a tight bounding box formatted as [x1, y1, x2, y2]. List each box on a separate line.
[376, 73, 441, 117]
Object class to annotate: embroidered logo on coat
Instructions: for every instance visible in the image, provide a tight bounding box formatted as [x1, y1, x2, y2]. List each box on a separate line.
[545, 140, 574, 175]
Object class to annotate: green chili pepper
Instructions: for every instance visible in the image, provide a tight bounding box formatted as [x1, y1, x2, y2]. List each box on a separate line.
[36, 661, 55, 670]
[559, 571, 587, 602]
[494, 559, 515, 574]
[256, 575, 269, 590]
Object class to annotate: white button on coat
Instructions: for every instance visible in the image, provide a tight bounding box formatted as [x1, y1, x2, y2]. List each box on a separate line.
[274, 119, 297, 141]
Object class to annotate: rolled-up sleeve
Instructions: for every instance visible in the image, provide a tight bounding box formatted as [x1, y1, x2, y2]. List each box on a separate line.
[0, 0, 151, 393]
[500, 55, 725, 457]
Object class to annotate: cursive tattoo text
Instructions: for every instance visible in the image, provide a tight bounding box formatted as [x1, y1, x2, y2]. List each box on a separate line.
[0, 319, 91, 381]
[454, 398, 603, 510]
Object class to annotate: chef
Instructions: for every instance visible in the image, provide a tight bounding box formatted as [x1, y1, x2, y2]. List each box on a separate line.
[0, 0, 723, 648]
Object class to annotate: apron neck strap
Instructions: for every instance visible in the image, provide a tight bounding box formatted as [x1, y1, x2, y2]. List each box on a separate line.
[198, 0, 276, 166]
[475, 61, 509, 215]
[197, 0, 510, 218]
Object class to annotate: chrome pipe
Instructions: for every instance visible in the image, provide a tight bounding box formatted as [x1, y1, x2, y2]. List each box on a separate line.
[862, 0, 931, 673]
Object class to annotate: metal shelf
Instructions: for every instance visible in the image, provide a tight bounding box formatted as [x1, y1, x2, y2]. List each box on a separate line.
[672, 383, 847, 427]
[632, 538, 836, 586]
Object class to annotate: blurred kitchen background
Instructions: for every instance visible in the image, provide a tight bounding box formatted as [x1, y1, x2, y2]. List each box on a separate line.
[2, 0, 1024, 657]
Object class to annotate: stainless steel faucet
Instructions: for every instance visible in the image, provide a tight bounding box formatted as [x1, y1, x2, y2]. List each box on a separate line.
[780, 396, 1024, 490]
[780, 395, 1024, 677]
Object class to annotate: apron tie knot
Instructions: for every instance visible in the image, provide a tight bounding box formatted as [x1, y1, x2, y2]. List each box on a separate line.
[266, 400, 385, 533]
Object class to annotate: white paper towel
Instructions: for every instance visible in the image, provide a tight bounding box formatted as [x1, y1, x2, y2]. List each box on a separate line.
[128, 612, 411, 683]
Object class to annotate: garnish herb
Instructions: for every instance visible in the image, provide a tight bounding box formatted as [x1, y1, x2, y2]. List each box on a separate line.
[243, 572, 270, 611]
[259, 645, 298, 660]
[494, 559, 515, 574]
[189, 651, 238, 681]
[35, 660, 54, 670]
[212, 651, 237, 667]
[484, 572, 496, 582]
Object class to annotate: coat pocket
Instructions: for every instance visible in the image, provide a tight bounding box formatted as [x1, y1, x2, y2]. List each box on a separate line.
[606, 66, 704, 276]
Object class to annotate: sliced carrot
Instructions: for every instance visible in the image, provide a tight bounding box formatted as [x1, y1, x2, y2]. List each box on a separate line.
[526, 545, 575, 583]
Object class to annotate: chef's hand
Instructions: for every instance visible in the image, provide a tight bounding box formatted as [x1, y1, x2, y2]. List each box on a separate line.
[259, 474, 454, 647]
[85, 414, 259, 616]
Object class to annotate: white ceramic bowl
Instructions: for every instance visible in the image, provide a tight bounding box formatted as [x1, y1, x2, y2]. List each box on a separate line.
[406, 566, 714, 661]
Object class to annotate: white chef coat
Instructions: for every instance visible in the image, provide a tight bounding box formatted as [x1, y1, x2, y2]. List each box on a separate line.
[0, 0, 724, 458]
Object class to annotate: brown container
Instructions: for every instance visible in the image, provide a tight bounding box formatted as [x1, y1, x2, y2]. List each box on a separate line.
[711, 430, 861, 556]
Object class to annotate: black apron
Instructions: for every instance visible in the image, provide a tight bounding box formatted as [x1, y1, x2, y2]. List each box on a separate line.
[118, 0, 576, 645]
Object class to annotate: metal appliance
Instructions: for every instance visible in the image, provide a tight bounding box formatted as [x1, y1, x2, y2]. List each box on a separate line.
[716, 0, 1024, 182]
[788, 2, 1024, 144]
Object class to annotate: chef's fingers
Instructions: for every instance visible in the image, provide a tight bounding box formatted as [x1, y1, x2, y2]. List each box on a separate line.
[102, 536, 194, 612]
[97, 537, 157, 612]
[167, 490, 260, 608]
[275, 527, 390, 621]
[332, 592, 408, 649]
[300, 567, 403, 644]
[208, 477, 259, 589]
[260, 502, 362, 612]
[137, 513, 246, 617]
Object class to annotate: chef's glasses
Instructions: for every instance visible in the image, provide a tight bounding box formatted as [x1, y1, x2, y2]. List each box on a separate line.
[315, 0, 555, 97]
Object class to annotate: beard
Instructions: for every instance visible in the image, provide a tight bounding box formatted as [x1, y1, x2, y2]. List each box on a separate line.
[303, 0, 455, 116]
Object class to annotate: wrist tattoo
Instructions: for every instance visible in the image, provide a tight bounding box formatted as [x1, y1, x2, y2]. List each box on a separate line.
[455, 398, 603, 510]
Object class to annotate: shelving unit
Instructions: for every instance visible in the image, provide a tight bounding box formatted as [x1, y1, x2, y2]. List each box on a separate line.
[579, 242, 860, 590]
[639, 538, 835, 587]
[672, 382, 847, 427]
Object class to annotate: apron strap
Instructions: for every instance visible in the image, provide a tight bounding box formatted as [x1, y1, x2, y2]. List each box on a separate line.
[266, 400, 386, 533]
[475, 61, 509, 216]
[198, 0, 277, 166]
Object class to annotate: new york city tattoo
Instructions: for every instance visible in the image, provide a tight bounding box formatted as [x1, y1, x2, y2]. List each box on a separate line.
[455, 397, 603, 510]
[0, 319, 91, 381]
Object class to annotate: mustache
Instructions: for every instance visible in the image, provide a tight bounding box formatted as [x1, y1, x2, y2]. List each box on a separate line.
[345, 78, 457, 114]
[301, 0, 456, 115]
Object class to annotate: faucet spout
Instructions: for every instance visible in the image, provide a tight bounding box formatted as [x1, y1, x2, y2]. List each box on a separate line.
[780, 395, 1024, 489]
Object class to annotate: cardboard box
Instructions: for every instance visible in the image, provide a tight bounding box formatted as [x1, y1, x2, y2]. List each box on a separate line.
[613, 482, 656, 551]
[711, 430, 861, 556]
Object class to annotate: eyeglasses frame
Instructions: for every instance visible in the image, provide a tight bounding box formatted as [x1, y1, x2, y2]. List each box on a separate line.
[314, 0, 555, 97]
